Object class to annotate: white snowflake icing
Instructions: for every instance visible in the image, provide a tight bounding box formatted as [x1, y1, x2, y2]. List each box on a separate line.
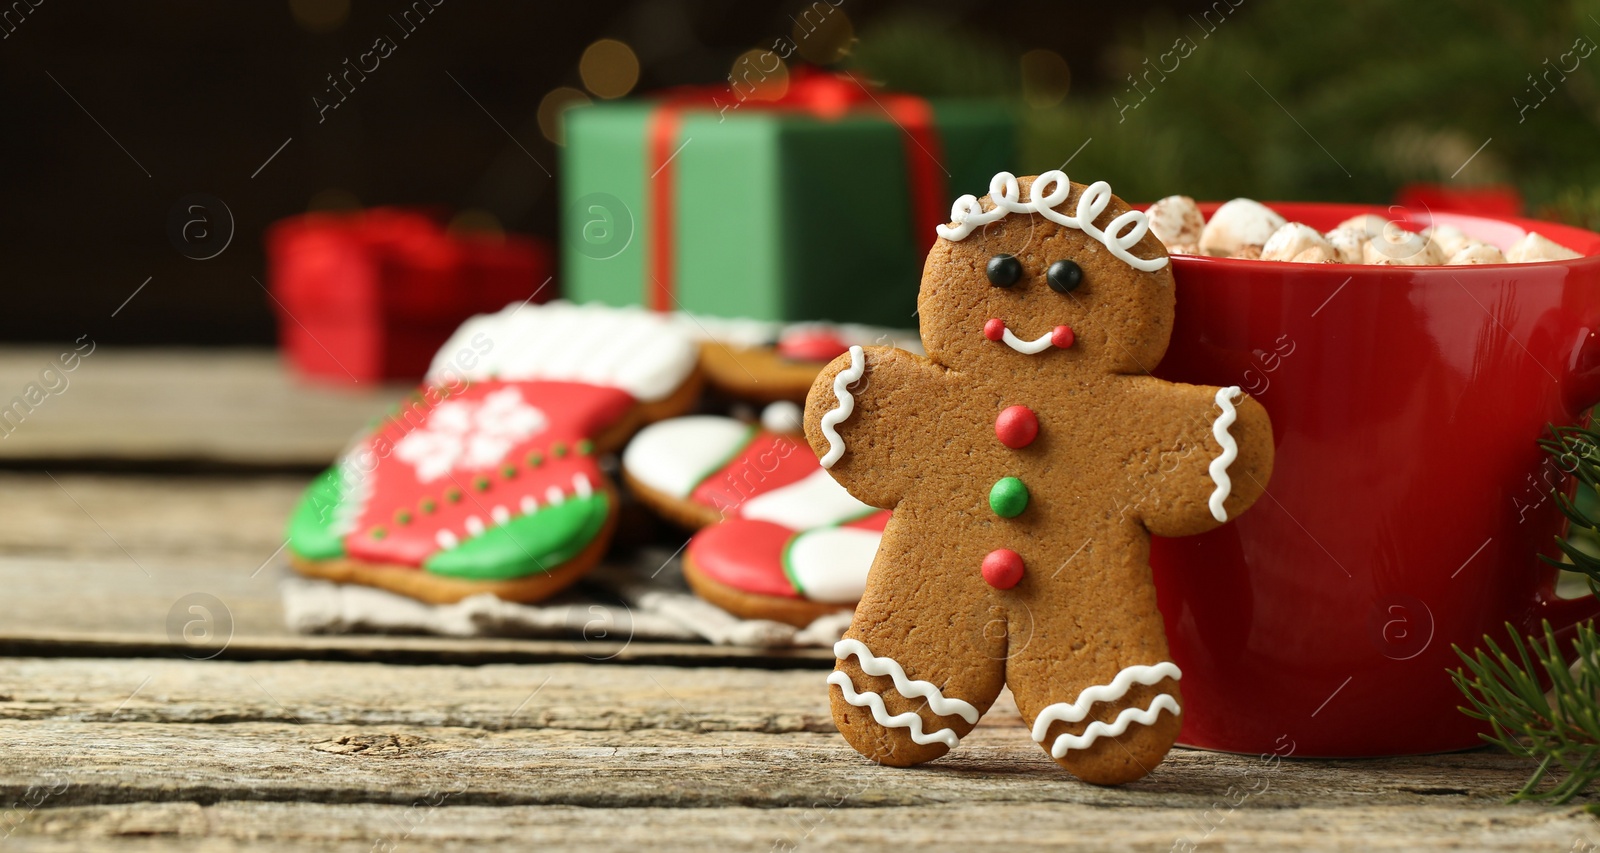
[394, 387, 548, 482]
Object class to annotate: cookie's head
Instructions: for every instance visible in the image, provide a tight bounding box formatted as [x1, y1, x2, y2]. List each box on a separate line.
[918, 173, 1175, 377]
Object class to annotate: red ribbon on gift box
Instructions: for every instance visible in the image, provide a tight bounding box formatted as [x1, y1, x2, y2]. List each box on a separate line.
[645, 69, 948, 312]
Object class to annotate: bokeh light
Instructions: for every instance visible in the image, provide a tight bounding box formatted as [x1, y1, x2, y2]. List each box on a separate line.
[1020, 49, 1072, 109]
[730, 49, 789, 102]
[288, 0, 349, 34]
[579, 39, 641, 99]
[538, 87, 593, 145]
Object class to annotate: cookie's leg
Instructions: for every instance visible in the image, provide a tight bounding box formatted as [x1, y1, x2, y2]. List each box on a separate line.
[1005, 596, 1183, 785]
[827, 535, 1006, 767]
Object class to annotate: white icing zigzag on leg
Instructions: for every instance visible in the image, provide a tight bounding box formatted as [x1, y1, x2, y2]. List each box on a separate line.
[1029, 662, 1182, 756]
[818, 346, 865, 469]
[827, 671, 963, 749]
[1208, 386, 1243, 523]
[833, 639, 980, 722]
[1041, 694, 1182, 759]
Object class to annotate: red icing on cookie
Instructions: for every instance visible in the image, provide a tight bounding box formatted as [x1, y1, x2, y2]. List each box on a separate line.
[344, 380, 632, 567]
[995, 405, 1039, 449]
[687, 518, 802, 599]
[981, 548, 1025, 589]
[688, 431, 816, 516]
[1051, 325, 1075, 349]
[778, 330, 850, 362]
[983, 318, 1006, 341]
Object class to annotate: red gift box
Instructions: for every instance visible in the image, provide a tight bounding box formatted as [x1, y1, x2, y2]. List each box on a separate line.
[266, 209, 551, 383]
[1395, 183, 1523, 219]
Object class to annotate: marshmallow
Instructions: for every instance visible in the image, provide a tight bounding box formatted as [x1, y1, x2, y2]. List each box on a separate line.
[1261, 222, 1336, 262]
[1167, 242, 1199, 256]
[1363, 227, 1442, 265]
[1446, 243, 1507, 265]
[1147, 196, 1205, 250]
[1335, 214, 1388, 238]
[1291, 246, 1339, 263]
[1422, 225, 1471, 259]
[1199, 199, 1287, 257]
[1506, 231, 1582, 263]
[1324, 227, 1368, 264]
[1231, 244, 1264, 261]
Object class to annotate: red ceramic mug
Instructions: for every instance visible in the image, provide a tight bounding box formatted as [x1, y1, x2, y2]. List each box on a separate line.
[1149, 203, 1600, 756]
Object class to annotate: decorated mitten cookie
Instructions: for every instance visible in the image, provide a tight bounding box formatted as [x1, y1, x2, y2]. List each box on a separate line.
[803, 172, 1275, 784]
[286, 301, 702, 604]
[622, 404, 887, 626]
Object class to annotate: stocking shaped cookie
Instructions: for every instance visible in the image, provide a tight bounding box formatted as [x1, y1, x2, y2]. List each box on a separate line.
[804, 172, 1274, 784]
[287, 301, 701, 604]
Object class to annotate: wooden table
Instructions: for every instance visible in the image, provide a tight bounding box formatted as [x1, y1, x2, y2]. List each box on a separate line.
[2, 348, 1594, 850]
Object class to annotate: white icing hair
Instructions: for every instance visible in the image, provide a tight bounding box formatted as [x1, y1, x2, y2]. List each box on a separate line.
[935, 171, 1170, 273]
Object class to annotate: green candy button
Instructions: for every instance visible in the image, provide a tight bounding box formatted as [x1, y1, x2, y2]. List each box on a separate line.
[989, 476, 1029, 518]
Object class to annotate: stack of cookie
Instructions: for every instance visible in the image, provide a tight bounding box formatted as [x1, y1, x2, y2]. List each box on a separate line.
[285, 299, 912, 626]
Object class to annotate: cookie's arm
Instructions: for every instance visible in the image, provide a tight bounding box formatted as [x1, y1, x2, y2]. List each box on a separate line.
[803, 345, 936, 510]
[1120, 378, 1275, 538]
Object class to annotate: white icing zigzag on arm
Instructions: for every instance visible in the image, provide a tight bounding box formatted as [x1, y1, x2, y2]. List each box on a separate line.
[1041, 695, 1182, 759]
[818, 345, 865, 469]
[1208, 386, 1243, 523]
[1029, 662, 1181, 757]
[935, 171, 1171, 273]
[833, 639, 981, 722]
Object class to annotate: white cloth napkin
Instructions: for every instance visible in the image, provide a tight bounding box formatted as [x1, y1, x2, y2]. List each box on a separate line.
[280, 547, 853, 649]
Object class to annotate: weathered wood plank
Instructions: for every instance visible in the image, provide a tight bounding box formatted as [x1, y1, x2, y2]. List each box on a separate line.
[0, 657, 1567, 809]
[4, 801, 1593, 852]
[0, 348, 396, 467]
[0, 473, 303, 562]
[0, 631, 832, 667]
[0, 474, 829, 665]
[0, 658, 838, 731]
[0, 719, 1563, 811]
[0, 472, 305, 643]
[1, 658, 1589, 850]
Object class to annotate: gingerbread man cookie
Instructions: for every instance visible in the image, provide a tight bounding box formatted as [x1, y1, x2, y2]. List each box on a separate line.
[803, 172, 1274, 784]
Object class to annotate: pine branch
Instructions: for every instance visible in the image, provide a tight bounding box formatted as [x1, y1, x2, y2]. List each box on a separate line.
[1452, 620, 1600, 803]
[1452, 423, 1600, 803]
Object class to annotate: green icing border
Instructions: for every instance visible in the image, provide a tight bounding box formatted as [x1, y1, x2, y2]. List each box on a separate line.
[286, 467, 348, 561]
[424, 492, 612, 581]
[779, 531, 806, 598]
[689, 424, 759, 495]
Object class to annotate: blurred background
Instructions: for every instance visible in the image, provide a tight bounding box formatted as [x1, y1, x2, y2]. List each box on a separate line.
[5, 0, 1600, 347]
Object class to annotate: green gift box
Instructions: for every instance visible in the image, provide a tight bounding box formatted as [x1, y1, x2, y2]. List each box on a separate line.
[561, 73, 1015, 329]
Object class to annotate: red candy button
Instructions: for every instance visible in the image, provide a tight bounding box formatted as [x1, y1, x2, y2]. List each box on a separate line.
[1051, 325, 1074, 348]
[778, 330, 849, 362]
[983, 318, 1006, 341]
[982, 548, 1025, 589]
[995, 405, 1039, 449]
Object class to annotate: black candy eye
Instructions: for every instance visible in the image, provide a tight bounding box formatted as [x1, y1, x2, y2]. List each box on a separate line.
[1047, 259, 1083, 293]
[986, 254, 1022, 287]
